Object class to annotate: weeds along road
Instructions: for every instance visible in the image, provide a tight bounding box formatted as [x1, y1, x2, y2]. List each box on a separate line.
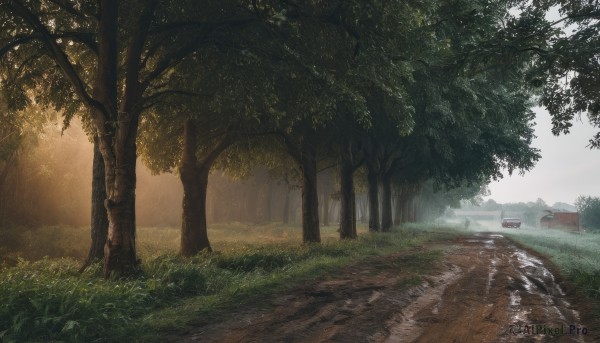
[168, 233, 595, 343]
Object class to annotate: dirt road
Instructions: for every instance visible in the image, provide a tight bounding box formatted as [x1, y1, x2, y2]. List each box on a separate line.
[168, 233, 596, 342]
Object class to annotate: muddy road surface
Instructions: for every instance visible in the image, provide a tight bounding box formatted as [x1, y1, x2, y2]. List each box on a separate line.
[167, 233, 596, 343]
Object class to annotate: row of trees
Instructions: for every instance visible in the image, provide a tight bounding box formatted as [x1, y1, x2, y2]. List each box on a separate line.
[1, 0, 597, 277]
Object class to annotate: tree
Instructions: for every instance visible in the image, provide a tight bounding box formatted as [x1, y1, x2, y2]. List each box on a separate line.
[139, 42, 276, 256]
[0, 98, 52, 227]
[529, 0, 600, 147]
[0, 0, 257, 276]
[576, 196, 600, 230]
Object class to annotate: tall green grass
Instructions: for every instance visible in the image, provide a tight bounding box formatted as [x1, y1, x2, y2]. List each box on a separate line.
[0, 225, 446, 343]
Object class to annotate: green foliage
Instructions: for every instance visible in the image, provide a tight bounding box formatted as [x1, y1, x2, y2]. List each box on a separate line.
[576, 196, 600, 231]
[524, 0, 600, 147]
[0, 225, 439, 342]
[0, 256, 209, 342]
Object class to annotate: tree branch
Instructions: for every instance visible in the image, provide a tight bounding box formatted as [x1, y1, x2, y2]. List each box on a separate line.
[0, 32, 98, 59]
[200, 134, 235, 168]
[122, 0, 160, 113]
[3, 0, 104, 113]
[140, 18, 257, 90]
[46, 0, 93, 20]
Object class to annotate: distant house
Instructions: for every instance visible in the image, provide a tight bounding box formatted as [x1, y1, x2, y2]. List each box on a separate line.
[540, 210, 580, 231]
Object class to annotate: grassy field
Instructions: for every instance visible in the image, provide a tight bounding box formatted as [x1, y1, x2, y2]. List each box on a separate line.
[4, 220, 597, 342]
[0, 223, 455, 343]
[1, 223, 370, 263]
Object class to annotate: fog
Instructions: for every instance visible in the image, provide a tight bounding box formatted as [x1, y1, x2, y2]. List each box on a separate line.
[2, 108, 596, 256]
[486, 107, 600, 205]
[0, 120, 314, 229]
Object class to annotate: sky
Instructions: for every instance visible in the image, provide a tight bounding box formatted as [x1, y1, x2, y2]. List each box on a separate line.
[485, 107, 600, 205]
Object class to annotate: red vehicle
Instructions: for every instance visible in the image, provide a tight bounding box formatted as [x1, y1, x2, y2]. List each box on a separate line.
[502, 218, 521, 228]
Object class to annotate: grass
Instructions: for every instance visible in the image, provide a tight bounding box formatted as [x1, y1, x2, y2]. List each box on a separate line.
[0, 223, 455, 343]
[7, 219, 598, 341]
[1, 223, 369, 263]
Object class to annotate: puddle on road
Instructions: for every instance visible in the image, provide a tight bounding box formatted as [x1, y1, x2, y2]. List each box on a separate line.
[512, 250, 565, 297]
[484, 239, 495, 249]
[383, 233, 588, 343]
[486, 257, 499, 296]
[505, 246, 584, 342]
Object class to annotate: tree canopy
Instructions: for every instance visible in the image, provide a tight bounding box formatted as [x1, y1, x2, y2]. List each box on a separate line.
[0, 0, 563, 276]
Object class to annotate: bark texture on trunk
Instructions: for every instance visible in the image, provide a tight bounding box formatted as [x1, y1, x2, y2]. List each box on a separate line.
[81, 137, 109, 271]
[180, 167, 211, 255]
[102, 132, 139, 278]
[300, 143, 320, 243]
[98, 0, 142, 278]
[178, 119, 232, 256]
[381, 172, 393, 232]
[180, 120, 212, 256]
[339, 141, 356, 239]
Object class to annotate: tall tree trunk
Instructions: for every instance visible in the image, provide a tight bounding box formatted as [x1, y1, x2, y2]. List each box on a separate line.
[339, 141, 356, 239]
[102, 138, 139, 278]
[179, 121, 212, 256]
[367, 169, 380, 232]
[80, 137, 109, 272]
[98, 0, 141, 278]
[180, 167, 211, 256]
[381, 173, 393, 231]
[300, 143, 320, 243]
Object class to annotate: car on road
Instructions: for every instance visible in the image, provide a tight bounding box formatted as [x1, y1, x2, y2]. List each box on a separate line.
[502, 218, 521, 228]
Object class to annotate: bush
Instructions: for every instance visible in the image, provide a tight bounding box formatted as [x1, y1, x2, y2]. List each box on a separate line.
[576, 196, 600, 231]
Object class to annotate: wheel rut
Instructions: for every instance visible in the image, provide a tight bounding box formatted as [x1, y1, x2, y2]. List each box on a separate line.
[166, 233, 595, 343]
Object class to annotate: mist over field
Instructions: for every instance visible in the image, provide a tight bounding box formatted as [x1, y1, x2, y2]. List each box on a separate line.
[1, 0, 599, 342]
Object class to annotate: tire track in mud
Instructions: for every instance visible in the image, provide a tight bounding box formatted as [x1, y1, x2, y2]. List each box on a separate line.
[167, 233, 594, 343]
[385, 233, 589, 343]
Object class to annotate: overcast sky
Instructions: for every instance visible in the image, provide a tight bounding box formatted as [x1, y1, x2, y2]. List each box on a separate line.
[485, 107, 600, 205]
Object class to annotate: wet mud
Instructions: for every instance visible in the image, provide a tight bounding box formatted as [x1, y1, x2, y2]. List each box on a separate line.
[167, 233, 595, 343]
[386, 233, 590, 343]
